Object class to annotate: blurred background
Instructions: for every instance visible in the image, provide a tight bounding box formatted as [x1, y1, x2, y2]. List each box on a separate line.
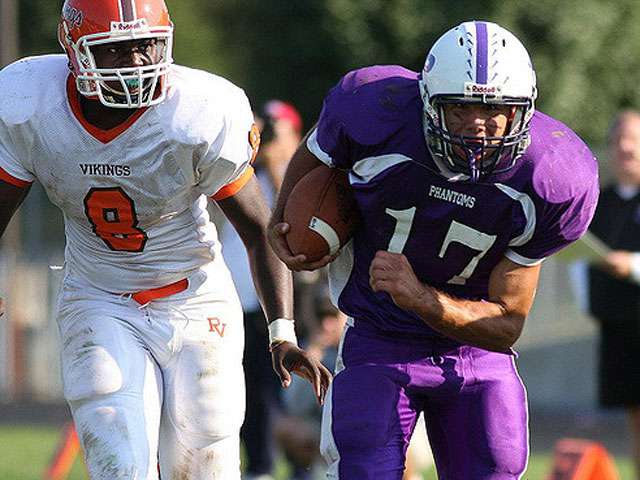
[1, 0, 638, 478]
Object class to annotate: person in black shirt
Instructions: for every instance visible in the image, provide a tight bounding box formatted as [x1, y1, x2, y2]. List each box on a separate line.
[589, 110, 640, 479]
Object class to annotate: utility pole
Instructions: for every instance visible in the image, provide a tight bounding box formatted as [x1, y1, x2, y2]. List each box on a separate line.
[0, 0, 20, 401]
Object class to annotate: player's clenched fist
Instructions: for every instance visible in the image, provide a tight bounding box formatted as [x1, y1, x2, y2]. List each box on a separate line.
[369, 251, 429, 312]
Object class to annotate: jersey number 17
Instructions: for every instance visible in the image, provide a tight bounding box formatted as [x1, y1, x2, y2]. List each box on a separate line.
[386, 208, 496, 285]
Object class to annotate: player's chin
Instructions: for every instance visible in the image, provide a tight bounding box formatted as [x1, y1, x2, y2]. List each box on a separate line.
[105, 81, 144, 97]
[452, 143, 500, 160]
[104, 81, 126, 93]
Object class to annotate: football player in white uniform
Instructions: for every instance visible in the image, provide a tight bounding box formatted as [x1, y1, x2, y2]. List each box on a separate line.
[0, 0, 331, 478]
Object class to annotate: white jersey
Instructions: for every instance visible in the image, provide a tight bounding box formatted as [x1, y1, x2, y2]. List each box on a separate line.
[0, 54, 257, 292]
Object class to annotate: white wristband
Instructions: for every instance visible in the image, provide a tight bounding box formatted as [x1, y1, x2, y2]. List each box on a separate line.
[630, 253, 640, 285]
[268, 318, 298, 347]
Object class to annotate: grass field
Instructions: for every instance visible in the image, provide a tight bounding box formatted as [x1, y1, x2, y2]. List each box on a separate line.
[0, 425, 633, 479]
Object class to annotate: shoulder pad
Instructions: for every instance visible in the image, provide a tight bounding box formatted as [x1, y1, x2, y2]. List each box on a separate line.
[159, 65, 251, 145]
[523, 111, 599, 204]
[0, 55, 68, 125]
[324, 65, 421, 146]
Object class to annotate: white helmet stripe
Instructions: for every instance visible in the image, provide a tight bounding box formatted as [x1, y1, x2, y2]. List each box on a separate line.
[119, 0, 137, 21]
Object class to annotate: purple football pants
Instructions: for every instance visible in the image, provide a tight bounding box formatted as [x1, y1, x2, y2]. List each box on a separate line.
[320, 324, 529, 479]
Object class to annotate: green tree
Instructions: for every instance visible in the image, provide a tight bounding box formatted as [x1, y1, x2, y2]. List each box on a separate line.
[15, 0, 640, 145]
[321, 0, 640, 145]
[496, 0, 640, 144]
[205, 0, 346, 123]
[18, 0, 59, 56]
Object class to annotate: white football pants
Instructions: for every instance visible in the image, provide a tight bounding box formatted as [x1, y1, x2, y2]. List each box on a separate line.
[56, 261, 246, 479]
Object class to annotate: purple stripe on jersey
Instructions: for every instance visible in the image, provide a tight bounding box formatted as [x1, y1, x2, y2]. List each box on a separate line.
[119, 0, 136, 21]
[475, 22, 489, 84]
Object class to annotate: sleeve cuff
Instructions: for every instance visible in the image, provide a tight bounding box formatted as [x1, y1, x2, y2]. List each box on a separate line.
[504, 249, 545, 266]
[0, 167, 33, 188]
[211, 166, 254, 201]
[306, 129, 335, 167]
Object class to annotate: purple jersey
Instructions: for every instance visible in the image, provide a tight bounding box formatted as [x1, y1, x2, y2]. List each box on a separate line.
[307, 65, 599, 344]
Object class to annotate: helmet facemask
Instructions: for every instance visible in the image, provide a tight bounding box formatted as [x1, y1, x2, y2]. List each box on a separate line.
[61, 20, 173, 109]
[424, 94, 534, 182]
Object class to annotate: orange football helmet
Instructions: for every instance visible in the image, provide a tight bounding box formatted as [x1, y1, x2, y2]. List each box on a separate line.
[58, 0, 174, 108]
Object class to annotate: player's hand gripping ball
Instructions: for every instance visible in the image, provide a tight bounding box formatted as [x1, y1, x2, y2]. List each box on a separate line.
[283, 166, 360, 262]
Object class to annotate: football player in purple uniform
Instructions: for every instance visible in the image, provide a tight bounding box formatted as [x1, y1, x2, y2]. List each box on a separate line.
[269, 21, 599, 479]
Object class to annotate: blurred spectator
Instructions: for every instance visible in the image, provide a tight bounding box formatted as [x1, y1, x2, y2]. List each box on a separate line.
[221, 100, 303, 480]
[258, 100, 303, 191]
[588, 110, 640, 479]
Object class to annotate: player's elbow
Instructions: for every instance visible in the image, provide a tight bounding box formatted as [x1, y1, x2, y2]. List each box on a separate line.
[483, 335, 519, 354]
[240, 222, 270, 253]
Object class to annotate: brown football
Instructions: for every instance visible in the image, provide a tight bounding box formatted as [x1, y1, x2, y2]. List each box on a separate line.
[283, 166, 360, 263]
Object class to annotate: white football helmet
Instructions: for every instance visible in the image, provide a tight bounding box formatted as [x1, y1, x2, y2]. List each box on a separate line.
[419, 21, 537, 182]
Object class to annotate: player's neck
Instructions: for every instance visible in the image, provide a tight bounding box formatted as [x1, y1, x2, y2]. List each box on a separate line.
[79, 95, 138, 131]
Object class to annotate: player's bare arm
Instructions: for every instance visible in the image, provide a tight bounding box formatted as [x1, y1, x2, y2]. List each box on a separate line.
[268, 138, 336, 272]
[369, 252, 540, 352]
[217, 175, 331, 402]
[218, 176, 293, 321]
[0, 180, 31, 238]
[0, 181, 31, 320]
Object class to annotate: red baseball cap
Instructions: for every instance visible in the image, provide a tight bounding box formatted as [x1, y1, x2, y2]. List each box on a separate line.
[263, 100, 303, 133]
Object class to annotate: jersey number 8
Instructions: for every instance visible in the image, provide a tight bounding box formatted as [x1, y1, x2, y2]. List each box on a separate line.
[84, 187, 148, 252]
